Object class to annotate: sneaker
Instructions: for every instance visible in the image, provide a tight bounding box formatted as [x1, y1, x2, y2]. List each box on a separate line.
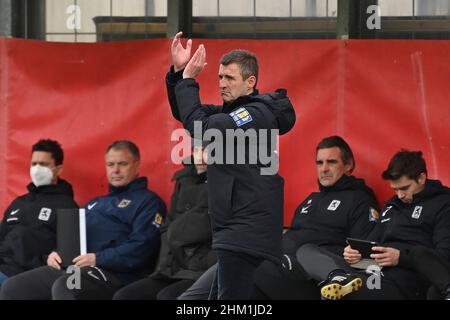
[320, 273, 363, 300]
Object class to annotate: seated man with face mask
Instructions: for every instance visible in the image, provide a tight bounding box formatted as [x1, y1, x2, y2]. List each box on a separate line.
[0, 139, 78, 285]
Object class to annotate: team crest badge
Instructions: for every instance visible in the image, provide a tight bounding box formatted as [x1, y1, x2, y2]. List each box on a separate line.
[412, 206, 422, 219]
[152, 212, 163, 228]
[327, 200, 341, 211]
[38, 207, 52, 221]
[369, 207, 379, 222]
[118, 199, 131, 208]
[229, 107, 253, 127]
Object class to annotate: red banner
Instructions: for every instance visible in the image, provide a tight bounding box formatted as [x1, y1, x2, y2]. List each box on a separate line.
[1, 38, 449, 225]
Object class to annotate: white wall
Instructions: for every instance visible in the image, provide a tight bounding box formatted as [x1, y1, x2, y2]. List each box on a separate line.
[45, 0, 449, 42]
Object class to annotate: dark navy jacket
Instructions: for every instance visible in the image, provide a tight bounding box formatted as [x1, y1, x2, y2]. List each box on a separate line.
[84, 177, 166, 284]
[166, 68, 296, 263]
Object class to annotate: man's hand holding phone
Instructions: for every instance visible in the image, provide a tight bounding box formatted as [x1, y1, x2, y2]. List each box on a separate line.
[370, 246, 400, 267]
[343, 245, 362, 264]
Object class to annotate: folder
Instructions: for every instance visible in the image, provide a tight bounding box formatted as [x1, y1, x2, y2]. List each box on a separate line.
[57, 208, 87, 268]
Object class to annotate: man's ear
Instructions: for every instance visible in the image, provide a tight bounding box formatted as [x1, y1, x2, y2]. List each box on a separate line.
[135, 160, 141, 176]
[55, 165, 63, 177]
[418, 172, 427, 185]
[246, 75, 256, 90]
[52, 165, 63, 184]
[344, 160, 354, 175]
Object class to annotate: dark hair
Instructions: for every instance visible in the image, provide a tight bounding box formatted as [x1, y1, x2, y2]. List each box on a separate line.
[316, 136, 355, 173]
[106, 140, 140, 161]
[220, 49, 258, 86]
[32, 139, 64, 166]
[382, 150, 427, 181]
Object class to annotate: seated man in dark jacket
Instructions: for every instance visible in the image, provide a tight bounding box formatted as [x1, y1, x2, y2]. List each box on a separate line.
[0, 139, 78, 285]
[0, 140, 166, 300]
[298, 150, 450, 300]
[113, 144, 215, 300]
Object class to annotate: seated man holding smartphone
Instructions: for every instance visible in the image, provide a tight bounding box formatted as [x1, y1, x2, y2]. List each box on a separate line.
[297, 150, 450, 300]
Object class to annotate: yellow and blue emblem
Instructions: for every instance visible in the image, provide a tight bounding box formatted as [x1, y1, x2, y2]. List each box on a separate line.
[229, 107, 253, 127]
[369, 207, 379, 222]
[152, 212, 163, 228]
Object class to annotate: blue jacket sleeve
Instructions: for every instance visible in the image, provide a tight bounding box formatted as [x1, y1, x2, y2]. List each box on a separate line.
[95, 196, 165, 272]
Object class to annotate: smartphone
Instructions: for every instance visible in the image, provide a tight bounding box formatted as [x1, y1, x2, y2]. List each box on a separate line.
[346, 238, 381, 258]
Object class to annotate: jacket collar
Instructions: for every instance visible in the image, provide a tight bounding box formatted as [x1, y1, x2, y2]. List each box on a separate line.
[221, 89, 259, 113]
[108, 176, 148, 194]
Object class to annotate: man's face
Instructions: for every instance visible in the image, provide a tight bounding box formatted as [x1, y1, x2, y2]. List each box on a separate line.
[316, 147, 352, 187]
[192, 146, 207, 174]
[30, 151, 60, 184]
[218, 63, 255, 103]
[105, 148, 140, 187]
[389, 174, 426, 204]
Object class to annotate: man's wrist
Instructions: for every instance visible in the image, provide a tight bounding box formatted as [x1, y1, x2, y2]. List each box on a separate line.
[172, 65, 185, 73]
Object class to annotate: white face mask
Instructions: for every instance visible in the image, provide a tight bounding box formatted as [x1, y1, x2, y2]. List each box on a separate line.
[30, 165, 54, 187]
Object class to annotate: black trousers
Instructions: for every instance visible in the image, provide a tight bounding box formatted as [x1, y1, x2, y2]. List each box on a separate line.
[179, 254, 319, 300]
[409, 246, 450, 299]
[113, 277, 195, 300]
[0, 266, 123, 300]
[253, 255, 320, 300]
[297, 243, 406, 300]
[208, 249, 264, 300]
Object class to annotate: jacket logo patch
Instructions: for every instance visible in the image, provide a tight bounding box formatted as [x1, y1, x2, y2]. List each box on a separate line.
[87, 271, 100, 281]
[152, 212, 163, 228]
[229, 107, 253, 127]
[369, 207, 379, 222]
[327, 200, 341, 211]
[382, 205, 392, 217]
[300, 199, 313, 213]
[301, 205, 311, 214]
[87, 202, 97, 210]
[117, 199, 131, 208]
[412, 206, 422, 219]
[10, 209, 20, 215]
[38, 208, 52, 221]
